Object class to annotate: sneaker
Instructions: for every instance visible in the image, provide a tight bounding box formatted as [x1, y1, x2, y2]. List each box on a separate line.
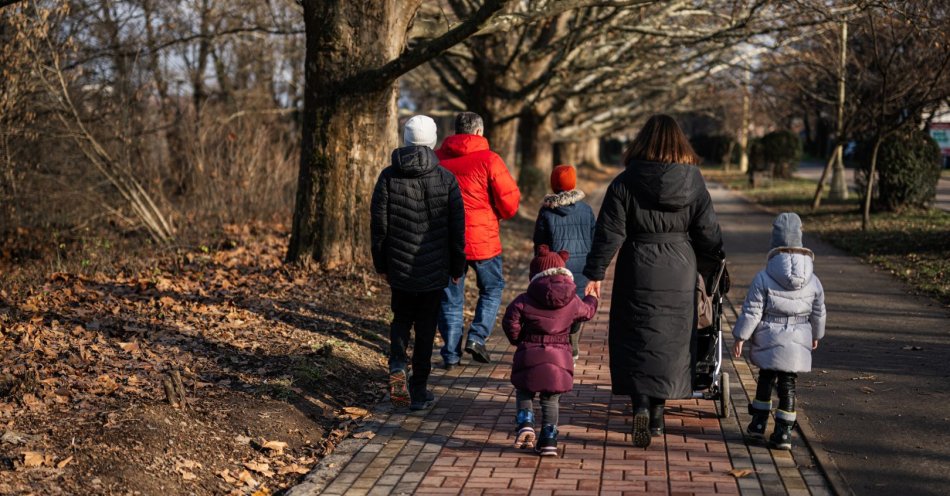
[442, 361, 458, 372]
[631, 408, 651, 448]
[388, 370, 410, 408]
[535, 425, 558, 457]
[464, 340, 491, 364]
[514, 409, 536, 449]
[409, 389, 435, 411]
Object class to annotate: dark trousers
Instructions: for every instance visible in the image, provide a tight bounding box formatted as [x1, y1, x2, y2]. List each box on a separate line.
[390, 288, 442, 391]
[631, 394, 666, 411]
[517, 389, 561, 426]
[755, 369, 797, 412]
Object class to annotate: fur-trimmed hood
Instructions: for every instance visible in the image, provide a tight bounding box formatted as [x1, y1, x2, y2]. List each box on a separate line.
[527, 268, 577, 309]
[766, 247, 815, 291]
[542, 189, 586, 212]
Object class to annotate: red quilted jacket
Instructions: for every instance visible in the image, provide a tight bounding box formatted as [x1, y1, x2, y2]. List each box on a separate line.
[436, 134, 521, 261]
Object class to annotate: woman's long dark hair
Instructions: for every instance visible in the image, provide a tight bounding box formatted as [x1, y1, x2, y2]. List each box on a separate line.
[623, 114, 700, 166]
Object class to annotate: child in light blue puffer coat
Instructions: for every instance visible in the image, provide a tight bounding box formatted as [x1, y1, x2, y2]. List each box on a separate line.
[732, 212, 826, 450]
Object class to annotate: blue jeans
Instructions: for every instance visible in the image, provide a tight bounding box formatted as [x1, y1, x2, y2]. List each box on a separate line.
[438, 255, 505, 365]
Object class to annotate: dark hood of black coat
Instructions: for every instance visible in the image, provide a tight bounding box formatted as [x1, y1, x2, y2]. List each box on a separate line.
[627, 160, 703, 211]
[392, 145, 439, 178]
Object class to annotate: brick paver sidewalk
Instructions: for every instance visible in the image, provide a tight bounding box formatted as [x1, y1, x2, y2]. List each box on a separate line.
[289, 257, 838, 495]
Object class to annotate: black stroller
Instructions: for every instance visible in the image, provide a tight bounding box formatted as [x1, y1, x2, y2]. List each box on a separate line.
[692, 259, 731, 418]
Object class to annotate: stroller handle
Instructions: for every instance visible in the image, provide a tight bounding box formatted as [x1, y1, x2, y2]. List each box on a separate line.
[708, 258, 727, 296]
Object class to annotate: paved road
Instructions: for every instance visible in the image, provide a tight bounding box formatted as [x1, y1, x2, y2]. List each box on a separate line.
[795, 161, 950, 212]
[288, 186, 837, 496]
[714, 183, 950, 496]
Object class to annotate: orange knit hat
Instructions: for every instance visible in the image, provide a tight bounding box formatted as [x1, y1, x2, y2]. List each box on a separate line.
[550, 164, 577, 193]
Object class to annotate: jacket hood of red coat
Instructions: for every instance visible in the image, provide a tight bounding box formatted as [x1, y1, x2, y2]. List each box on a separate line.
[527, 273, 577, 309]
[438, 134, 490, 158]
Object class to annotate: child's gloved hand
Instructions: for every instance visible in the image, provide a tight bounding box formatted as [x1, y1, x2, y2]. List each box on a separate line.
[812, 340, 818, 350]
[732, 339, 744, 358]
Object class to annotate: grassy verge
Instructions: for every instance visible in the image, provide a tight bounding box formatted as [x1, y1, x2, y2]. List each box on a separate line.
[701, 168, 950, 306]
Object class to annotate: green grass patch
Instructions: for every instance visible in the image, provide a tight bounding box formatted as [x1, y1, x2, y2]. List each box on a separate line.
[711, 173, 950, 306]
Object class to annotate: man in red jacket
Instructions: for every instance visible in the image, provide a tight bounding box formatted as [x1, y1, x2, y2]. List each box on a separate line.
[437, 112, 521, 367]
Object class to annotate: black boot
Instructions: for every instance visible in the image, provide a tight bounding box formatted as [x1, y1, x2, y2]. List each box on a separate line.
[464, 340, 491, 364]
[649, 402, 665, 437]
[535, 425, 558, 457]
[409, 387, 434, 411]
[769, 410, 795, 450]
[631, 394, 651, 448]
[746, 400, 771, 439]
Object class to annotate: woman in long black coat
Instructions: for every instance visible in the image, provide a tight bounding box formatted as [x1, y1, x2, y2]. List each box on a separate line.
[583, 115, 723, 448]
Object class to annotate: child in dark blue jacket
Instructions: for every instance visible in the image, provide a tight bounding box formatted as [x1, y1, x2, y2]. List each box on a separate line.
[533, 164, 597, 362]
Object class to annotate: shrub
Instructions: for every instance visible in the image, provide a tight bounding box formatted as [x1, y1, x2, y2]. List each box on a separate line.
[758, 130, 802, 178]
[691, 134, 736, 165]
[856, 129, 941, 212]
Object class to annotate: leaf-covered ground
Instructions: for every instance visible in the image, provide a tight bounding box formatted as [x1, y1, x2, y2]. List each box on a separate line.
[0, 164, 613, 495]
[1, 224, 396, 495]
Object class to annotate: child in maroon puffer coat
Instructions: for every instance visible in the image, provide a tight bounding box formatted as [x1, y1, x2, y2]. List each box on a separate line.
[502, 245, 598, 456]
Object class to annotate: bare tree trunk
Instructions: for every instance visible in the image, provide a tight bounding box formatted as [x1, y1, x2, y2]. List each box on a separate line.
[811, 146, 839, 210]
[738, 84, 751, 173]
[287, 0, 418, 266]
[861, 136, 882, 231]
[829, 21, 849, 201]
[516, 106, 555, 199]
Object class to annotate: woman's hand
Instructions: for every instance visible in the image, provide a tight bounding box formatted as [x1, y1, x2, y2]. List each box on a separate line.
[585, 280, 602, 298]
[733, 339, 744, 358]
[812, 340, 819, 350]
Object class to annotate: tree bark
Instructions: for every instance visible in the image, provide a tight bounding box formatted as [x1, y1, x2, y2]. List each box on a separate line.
[861, 136, 882, 231]
[738, 84, 750, 173]
[516, 106, 554, 199]
[287, 0, 419, 266]
[810, 146, 839, 210]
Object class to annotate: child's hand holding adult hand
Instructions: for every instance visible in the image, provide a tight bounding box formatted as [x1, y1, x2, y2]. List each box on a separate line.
[733, 340, 744, 358]
[585, 280, 602, 298]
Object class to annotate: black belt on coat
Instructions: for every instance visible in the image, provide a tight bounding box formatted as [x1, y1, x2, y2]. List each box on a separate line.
[630, 232, 689, 244]
[522, 334, 571, 344]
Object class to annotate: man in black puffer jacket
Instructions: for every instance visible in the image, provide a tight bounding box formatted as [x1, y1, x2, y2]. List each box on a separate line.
[371, 115, 466, 410]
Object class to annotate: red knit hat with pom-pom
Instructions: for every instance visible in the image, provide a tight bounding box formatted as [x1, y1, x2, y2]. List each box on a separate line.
[530, 244, 569, 279]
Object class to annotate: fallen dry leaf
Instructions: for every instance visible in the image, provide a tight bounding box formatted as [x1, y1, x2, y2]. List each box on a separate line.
[278, 463, 310, 475]
[237, 469, 259, 486]
[341, 406, 369, 418]
[117, 342, 140, 354]
[180, 471, 197, 481]
[262, 440, 287, 454]
[218, 469, 237, 484]
[728, 468, 754, 478]
[351, 431, 375, 440]
[56, 456, 74, 469]
[22, 451, 45, 468]
[244, 461, 273, 477]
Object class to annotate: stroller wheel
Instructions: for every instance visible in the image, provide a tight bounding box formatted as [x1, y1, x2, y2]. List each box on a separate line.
[720, 372, 731, 418]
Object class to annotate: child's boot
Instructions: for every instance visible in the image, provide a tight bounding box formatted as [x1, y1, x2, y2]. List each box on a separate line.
[769, 410, 795, 450]
[746, 400, 771, 439]
[514, 409, 536, 449]
[535, 425, 558, 457]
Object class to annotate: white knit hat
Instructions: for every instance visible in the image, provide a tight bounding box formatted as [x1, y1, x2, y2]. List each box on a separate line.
[404, 115, 438, 149]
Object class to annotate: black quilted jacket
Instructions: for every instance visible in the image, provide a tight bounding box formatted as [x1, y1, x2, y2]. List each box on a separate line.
[371, 145, 466, 292]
